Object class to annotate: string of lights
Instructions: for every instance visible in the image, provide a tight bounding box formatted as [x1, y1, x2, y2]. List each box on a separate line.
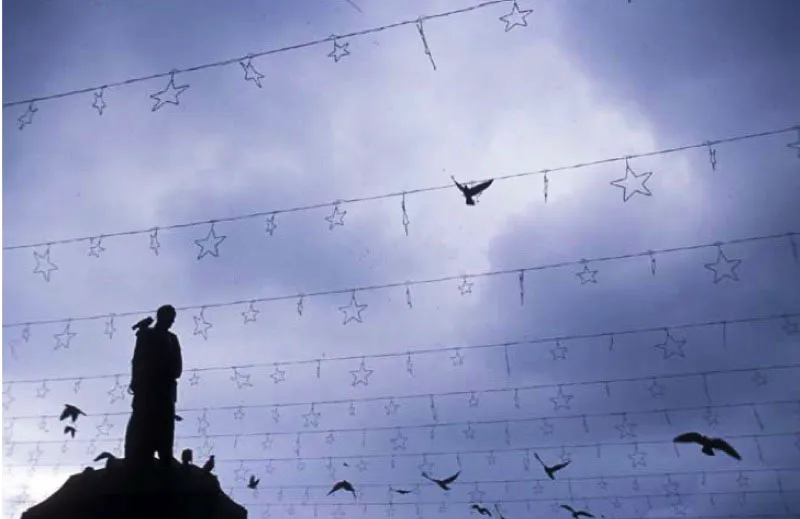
[6, 230, 800, 339]
[4, 0, 525, 114]
[5, 431, 795, 468]
[4, 125, 797, 258]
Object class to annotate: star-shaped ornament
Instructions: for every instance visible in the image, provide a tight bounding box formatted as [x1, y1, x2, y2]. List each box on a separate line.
[92, 90, 107, 115]
[265, 214, 278, 236]
[463, 423, 476, 439]
[240, 57, 265, 88]
[33, 248, 59, 281]
[468, 487, 486, 502]
[18, 103, 38, 129]
[648, 379, 666, 398]
[356, 459, 368, 472]
[615, 418, 638, 439]
[751, 371, 767, 387]
[499, 1, 533, 32]
[196, 413, 211, 435]
[390, 431, 408, 451]
[150, 72, 190, 112]
[327, 38, 350, 62]
[703, 407, 720, 426]
[96, 416, 113, 436]
[54, 323, 77, 350]
[704, 247, 742, 283]
[108, 378, 127, 403]
[189, 371, 201, 386]
[261, 434, 274, 450]
[450, 350, 465, 366]
[629, 447, 647, 468]
[597, 478, 609, 491]
[35, 381, 50, 399]
[149, 228, 161, 255]
[339, 292, 367, 324]
[348, 401, 357, 416]
[782, 316, 800, 335]
[350, 359, 374, 386]
[663, 478, 680, 496]
[655, 330, 687, 359]
[103, 316, 116, 339]
[325, 204, 347, 229]
[576, 264, 598, 284]
[325, 432, 336, 445]
[193, 311, 213, 340]
[417, 456, 435, 474]
[384, 399, 400, 416]
[197, 438, 214, 459]
[457, 276, 473, 295]
[302, 406, 321, 428]
[2, 386, 15, 411]
[550, 341, 568, 360]
[610, 162, 653, 201]
[195, 225, 227, 259]
[87, 237, 106, 257]
[241, 302, 260, 324]
[230, 368, 253, 389]
[270, 365, 286, 384]
[550, 386, 574, 410]
[272, 407, 281, 423]
[233, 407, 245, 420]
[540, 419, 555, 436]
[234, 462, 248, 483]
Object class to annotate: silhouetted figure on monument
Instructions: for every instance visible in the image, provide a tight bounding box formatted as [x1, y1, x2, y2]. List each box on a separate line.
[125, 304, 183, 470]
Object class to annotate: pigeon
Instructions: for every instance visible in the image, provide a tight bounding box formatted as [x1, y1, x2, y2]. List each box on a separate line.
[421, 470, 460, 491]
[174, 414, 183, 422]
[64, 426, 77, 438]
[470, 504, 492, 516]
[202, 455, 215, 473]
[534, 452, 571, 480]
[59, 404, 86, 423]
[93, 451, 116, 463]
[560, 505, 594, 518]
[390, 488, 413, 495]
[328, 480, 357, 499]
[181, 448, 193, 466]
[132, 316, 154, 331]
[247, 475, 260, 490]
[673, 432, 742, 460]
[452, 176, 494, 206]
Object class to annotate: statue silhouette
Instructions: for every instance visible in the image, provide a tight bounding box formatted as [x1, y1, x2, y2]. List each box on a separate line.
[124, 304, 183, 469]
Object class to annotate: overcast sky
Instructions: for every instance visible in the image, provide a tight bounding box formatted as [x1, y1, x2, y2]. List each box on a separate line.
[3, 1, 800, 518]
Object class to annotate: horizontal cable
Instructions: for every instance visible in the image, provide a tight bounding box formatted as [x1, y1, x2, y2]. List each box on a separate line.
[2, 125, 796, 252]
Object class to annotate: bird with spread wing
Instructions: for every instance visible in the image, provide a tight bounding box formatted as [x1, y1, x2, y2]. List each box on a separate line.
[452, 176, 494, 206]
[673, 432, 741, 460]
[534, 452, 571, 480]
[422, 470, 461, 491]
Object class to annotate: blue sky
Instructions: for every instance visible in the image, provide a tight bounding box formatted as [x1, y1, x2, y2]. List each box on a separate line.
[3, 0, 800, 518]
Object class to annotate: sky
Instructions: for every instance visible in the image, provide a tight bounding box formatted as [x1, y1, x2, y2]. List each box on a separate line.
[2, 0, 800, 518]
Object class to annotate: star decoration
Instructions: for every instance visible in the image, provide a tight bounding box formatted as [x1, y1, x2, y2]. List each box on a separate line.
[150, 72, 190, 112]
[704, 247, 742, 283]
[271, 406, 281, 423]
[239, 57, 265, 88]
[327, 37, 350, 62]
[92, 89, 107, 115]
[96, 416, 113, 436]
[356, 459, 369, 472]
[610, 161, 653, 201]
[615, 417, 638, 439]
[149, 228, 161, 255]
[325, 431, 336, 445]
[463, 423, 476, 439]
[195, 224, 227, 259]
[417, 456, 435, 474]
[21, 324, 31, 342]
[787, 128, 800, 158]
[450, 350, 465, 366]
[597, 478, 609, 491]
[751, 371, 767, 387]
[27, 444, 43, 465]
[197, 438, 214, 459]
[107, 378, 127, 404]
[350, 359, 374, 386]
[629, 447, 647, 468]
[559, 448, 572, 464]
[85, 236, 107, 258]
[15, 101, 42, 132]
[303, 405, 321, 428]
[663, 478, 680, 496]
[193, 310, 213, 340]
[296, 295, 304, 316]
[38, 416, 48, 432]
[86, 439, 98, 456]
[4, 442, 15, 458]
[487, 451, 496, 465]
[385, 399, 400, 416]
[230, 368, 253, 389]
[197, 412, 211, 435]
[234, 462, 248, 483]
[270, 365, 286, 383]
[655, 330, 687, 359]
[233, 407, 245, 420]
[35, 381, 50, 399]
[241, 302, 260, 324]
[468, 487, 486, 502]
[53, 322, 77, 350]
[261, 434, 273, 450]
[457, 276, 474, 295]
[529, 479, 544, 494]
[499, 1, 533, 32]
[648, 379, 666, 398]
[103, 315, 116, 339]
[576, 264, 598, 284]
[33, 248, 59, 281]
[783, 316, 800, 335]
[467, 392, 480, 407]
[540, 419, 554, 436]
[612, 497, 622, 509]
[390, 430, 408, 451]
[339, 292, 368, 324]
[703, 407, 720, 426]
[264, 214, 278, 236]
[325, 204, 347, 229]
[550, 341, 568, 360]
[189, 371, 201, 386]
[549, 386, 574, 411]
[2, 386, 14, 411]
[296, 460, 306, 472]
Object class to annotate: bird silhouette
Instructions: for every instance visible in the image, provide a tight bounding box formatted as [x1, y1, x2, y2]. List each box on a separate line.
[201, 455, 215, 473]
[132, 316, 154, 331]
[174, 414, 183, 422]
[93, 451, 116, 463]
[470, 504, 492, 516]
[452, 176, 494, 206]
[181, 448, 193, 466]
[247, 475, 260, 490]
[328, 480, 357, 499]
[390, 487, 413, 495]
[560, 505, 594, 518]
[673, 432, 742, 460]
[534, 452, 571, 480]
[59, 404, 86, 423]
[421, 470, 460, 490]
[63, 425, 77, 438]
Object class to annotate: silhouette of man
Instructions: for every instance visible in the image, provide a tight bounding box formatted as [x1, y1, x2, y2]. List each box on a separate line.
[124, 304, 182, 469]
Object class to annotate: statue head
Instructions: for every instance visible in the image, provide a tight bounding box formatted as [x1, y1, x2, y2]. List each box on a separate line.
[155, 304, 176, 330]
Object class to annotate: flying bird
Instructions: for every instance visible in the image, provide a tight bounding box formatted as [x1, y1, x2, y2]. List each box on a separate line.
[390, 487, 413, 495]
[59, 404, 86, 423]
[93, 451, 116, 463]
[673, 432, 742, 460]
[452, 176, 494, 206]
[421, 470, 460, 491]
[63, 425, 76, 438]
[470, 504, 492, 516]
[534, 452, 571, 480]
[181, 448, 193, 466]
[560, 505, 594, 518]
[328, 480, 357, 499]
[202, 455, 215, 473]
[247, 475, 260, 490]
